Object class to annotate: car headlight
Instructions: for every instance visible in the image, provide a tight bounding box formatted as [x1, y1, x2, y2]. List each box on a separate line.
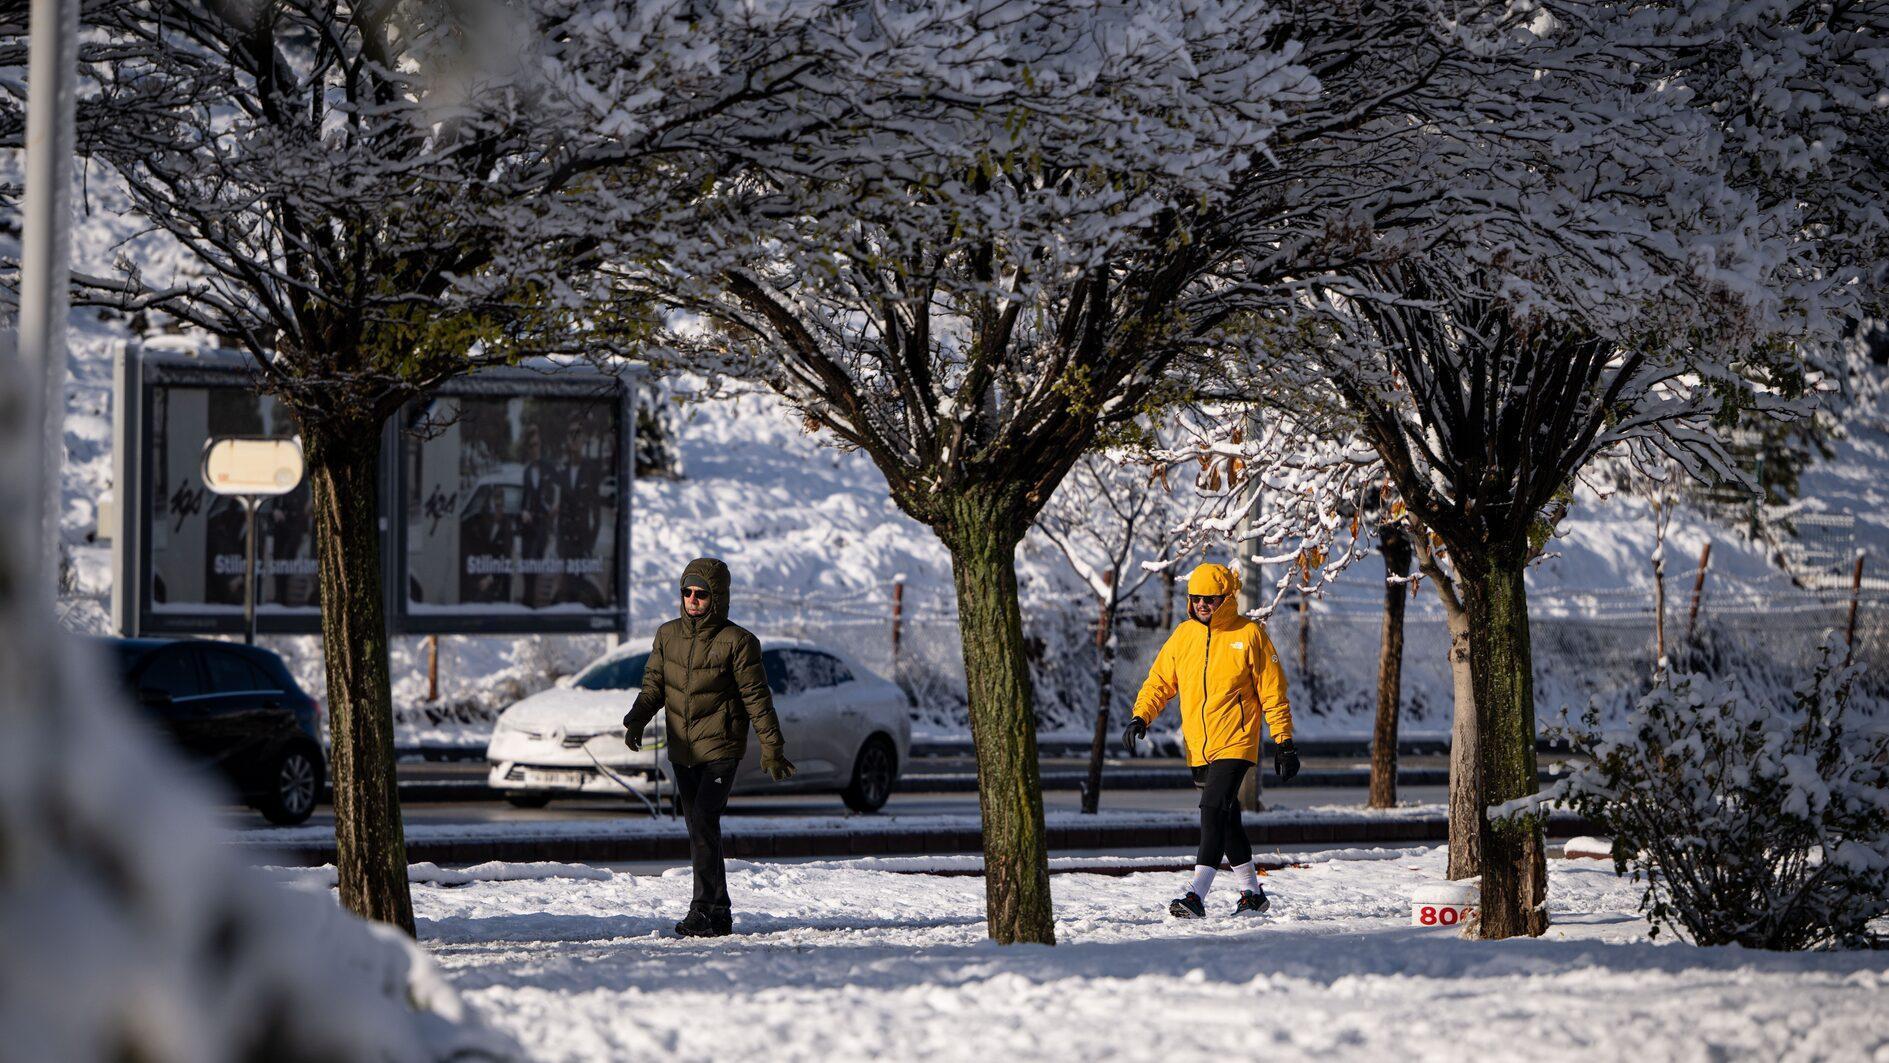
[493, 717, 546, 741]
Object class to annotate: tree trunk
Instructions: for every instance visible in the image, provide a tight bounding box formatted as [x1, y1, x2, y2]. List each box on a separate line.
[304, 423, 415, 936]
[941, 494, 1055, 945]
[1411, 523, 1480, 880]
[1444, 606, 1480, 880]
[1458, 554, 1548, 939]
[1369, 523, 1412, 809]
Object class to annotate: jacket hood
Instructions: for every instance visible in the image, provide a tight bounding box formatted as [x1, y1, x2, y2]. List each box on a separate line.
[1185, 563, 1242, 625]
[680, 557, 731, 631]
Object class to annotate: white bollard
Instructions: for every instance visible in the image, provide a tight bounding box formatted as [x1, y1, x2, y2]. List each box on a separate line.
[1411, 882, 1478, 928]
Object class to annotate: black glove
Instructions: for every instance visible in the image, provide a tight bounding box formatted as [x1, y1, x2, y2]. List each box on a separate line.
[1274, 739, 1300, 782]
[622, 711, 642, 752]
[1121, 716, 1148, 755]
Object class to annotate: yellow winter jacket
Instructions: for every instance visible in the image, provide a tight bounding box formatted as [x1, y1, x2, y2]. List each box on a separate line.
[1132, 563, 1293, 766]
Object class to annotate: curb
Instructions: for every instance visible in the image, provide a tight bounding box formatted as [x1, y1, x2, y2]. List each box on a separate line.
[913, 737, 1574, 759]
[240, 813, 1598, 867]
[378, 767, 1567, 804]
[400, 737, 1576, 763]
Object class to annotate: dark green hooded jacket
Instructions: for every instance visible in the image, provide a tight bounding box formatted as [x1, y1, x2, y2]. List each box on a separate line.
[623, 558, 785, 767]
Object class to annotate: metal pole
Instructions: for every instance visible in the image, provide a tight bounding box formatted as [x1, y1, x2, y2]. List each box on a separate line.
[1082, 569, 1115, 814]
[17, 0, 79, 586]
[243, 497, 259, 645]
[890, 576, 905, 668]
[1236, 407, 1265, 812]
[1845, 551, 1866, 667]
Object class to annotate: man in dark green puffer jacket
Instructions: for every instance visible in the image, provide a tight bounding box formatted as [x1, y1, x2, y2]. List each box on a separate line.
[623, 557, 794, 937]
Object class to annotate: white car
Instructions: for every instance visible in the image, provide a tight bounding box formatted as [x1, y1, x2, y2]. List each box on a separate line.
[486, 636, 911, 812]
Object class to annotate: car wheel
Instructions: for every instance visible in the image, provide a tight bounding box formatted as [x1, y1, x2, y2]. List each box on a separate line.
[259, 745, 323, 826]
[504, 792, 553, 809]
[842, 735, 896, 813]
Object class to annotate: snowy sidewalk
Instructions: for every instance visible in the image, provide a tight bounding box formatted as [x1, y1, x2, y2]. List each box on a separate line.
[229, 805, 1597, 866]
[287, 846, 1889, 1062]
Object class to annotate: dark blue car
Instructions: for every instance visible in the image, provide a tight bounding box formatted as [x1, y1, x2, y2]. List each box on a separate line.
[99, 637, 326, 825]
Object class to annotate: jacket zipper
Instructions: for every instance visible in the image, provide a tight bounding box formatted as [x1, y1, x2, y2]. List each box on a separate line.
[1201, 626, 1212, 741]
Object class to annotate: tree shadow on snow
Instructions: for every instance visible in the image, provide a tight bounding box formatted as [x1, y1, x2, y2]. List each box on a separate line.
[426, 910, 1889, 999]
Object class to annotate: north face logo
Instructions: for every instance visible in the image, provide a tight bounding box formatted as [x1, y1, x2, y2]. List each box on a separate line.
[1231, 641, 1245, 650]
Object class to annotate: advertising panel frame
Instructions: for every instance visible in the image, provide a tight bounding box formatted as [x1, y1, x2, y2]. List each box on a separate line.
[111, 340, 634, 638]
[114, 342, 345, 637]
[390, 363, 634, 636]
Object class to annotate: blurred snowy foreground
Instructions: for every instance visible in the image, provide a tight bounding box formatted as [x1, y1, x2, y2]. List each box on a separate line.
[266, 849, 1889, 1062]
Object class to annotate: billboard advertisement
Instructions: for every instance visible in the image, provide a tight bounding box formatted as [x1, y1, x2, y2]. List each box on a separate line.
[128, 361, 324, 634]
[113, 343, 631, 637]
[399, 385, 624, 629]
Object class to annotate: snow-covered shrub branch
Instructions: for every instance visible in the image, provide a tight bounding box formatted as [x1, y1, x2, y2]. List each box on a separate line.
[1556, 640, 1889, 950]
[1148, 398, 1385, 619]
[1034, 449, 1188, 613]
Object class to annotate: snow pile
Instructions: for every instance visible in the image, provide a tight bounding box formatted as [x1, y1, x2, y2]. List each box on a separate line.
[1562, 836, 1614, 860]
[406, 847, 1889, 1061]
[0, 635, 518, 1062]
[1558, 641, 1889, 949]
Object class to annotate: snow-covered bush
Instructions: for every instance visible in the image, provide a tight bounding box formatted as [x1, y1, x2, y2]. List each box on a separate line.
[1558, 642, 1889, 950]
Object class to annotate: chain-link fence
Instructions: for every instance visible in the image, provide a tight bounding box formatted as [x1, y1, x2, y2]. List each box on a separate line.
[65, 560, 1876, 742]
[728, 574, 1888, 737]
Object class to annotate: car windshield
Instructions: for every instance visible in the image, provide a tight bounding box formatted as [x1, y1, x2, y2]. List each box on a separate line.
[572, 652, 649, 691]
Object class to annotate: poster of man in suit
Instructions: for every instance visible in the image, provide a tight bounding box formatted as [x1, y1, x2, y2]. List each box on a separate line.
[403, 393, 618, 616]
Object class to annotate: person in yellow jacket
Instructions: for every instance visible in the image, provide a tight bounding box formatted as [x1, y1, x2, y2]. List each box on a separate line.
[1125, 562, 1299, 918]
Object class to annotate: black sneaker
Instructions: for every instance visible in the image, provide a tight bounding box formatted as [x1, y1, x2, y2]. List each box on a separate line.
[1169, 891, 1206, 919]
[709, 908, 733, 936]
[675, 910, 721, 937]
[1233, 887, 1270, 916]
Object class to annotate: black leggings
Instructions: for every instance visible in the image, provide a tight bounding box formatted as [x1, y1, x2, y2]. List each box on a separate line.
[673, 757, 740, 915]
[1192, 759, 1254, 868]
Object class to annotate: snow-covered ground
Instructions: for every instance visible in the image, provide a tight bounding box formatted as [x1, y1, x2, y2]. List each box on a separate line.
[270, 848, 1889, 1062]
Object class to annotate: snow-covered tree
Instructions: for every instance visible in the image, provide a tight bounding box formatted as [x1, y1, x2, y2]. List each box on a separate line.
[60, 0, 838, 933]
[646, 0, 1320, 944]
[0, 76, 509, 1052]
[1365, 488, 1412, 810]
[1160, 1, 1882, 938]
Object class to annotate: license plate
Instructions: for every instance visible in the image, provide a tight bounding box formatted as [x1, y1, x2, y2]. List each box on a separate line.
[525, 769, 587, 789]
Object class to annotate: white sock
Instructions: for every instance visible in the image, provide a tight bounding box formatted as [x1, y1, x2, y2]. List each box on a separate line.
[1188, 865, 1216, 898]
[1230, 861, 1260, 893]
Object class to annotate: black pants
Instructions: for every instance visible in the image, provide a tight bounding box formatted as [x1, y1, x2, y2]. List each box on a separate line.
[1191, 759, 1254, 869]
[673, 758, 740, 915]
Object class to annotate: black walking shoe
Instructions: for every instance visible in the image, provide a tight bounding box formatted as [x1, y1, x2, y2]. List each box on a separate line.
[675, 910, 722, 937]
[1169, 891, 1206, 919]
[1233, 887, 1271, 916]
[710, 908, 733, 936]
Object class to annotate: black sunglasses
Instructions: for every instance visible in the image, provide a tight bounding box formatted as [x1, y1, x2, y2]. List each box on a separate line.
[682, 588, 711, 601]
[1188, 593, 1225, 602]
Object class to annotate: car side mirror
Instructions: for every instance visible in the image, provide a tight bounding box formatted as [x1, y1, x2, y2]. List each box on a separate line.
[138, 688, 173, 707]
